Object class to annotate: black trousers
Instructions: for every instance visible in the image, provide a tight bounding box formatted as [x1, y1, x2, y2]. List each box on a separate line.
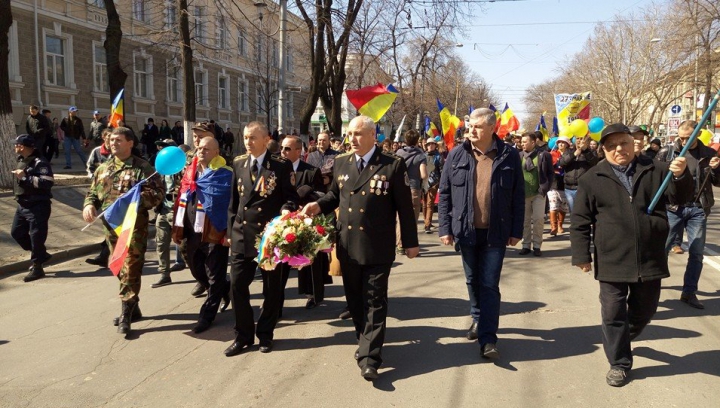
[599, 279, 662, 370]
[341, 259, 392, 370]
[186, 230, 229, 323]
[11, 201, 51, 264]
[298, 252, 331, 302]
[230, 253, 283, 344]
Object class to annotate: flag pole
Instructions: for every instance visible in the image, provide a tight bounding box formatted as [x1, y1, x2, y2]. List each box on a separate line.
[80, 174, 157, 231]
[647, 89, 720, 214]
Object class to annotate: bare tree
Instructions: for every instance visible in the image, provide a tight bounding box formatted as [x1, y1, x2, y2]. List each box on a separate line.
[0, 2, 15, 188]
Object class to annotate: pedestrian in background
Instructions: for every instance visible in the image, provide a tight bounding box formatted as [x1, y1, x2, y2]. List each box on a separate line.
[11, 135, 54, 282]
[547, 135, 570, 236]
[423, 137, 443, 234]
[25, 105, 51, 157]
[89, 110, 107, 147]
[60, 106, 88, 169]
[559, 135, 599, 214]
[570, 123, 691, 387]
[518, 132, 553, 256]
[438, 108, 524, 360]
[395, 129, 427, 253]
[152, 139, 181, 289]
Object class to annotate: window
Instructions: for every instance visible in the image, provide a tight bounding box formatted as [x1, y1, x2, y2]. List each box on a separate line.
[286, 48, 293, 72]
[255, 37, 263, 62]
[238, 78, 249, 112]
[133, 53, 153, 98]
[194, 6, 205, 44]
[133, 0, 148, 22]
[271, 92, 278, 118]
[165, 3, 177, 32]
[88, 0, 106, 7]
[195, 69, 208, 106]
[93, 44, 109, 93]
[167, 63, 182, 103]
[218, 75, 229, 109]
[8, 22, 20, 82]
[256, 85, 264, 114]
[238, 28, 246, 56]
[45, 35, 65, 87]
[217, 16, 227, 49]
[286, 94, 294, 119]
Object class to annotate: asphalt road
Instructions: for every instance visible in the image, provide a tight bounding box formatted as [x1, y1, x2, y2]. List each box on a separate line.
[1, 217, 719, 407]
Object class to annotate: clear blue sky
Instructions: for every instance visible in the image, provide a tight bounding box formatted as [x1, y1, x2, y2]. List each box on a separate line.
[456, 0, 658, 121]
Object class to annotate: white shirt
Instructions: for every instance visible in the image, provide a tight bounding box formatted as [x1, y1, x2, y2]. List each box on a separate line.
[355, 146, 376, 170]
[250, 150, 267, 169]
[292, 159, 301, 172]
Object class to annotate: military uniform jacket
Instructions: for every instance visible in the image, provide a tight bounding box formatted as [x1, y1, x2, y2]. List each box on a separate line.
[295, 160, 324, 191]
[84, 155, 165, 214]
[317, 148, 419, 265]
[228, 152, 299, 257]
[14, 152, 54, 204]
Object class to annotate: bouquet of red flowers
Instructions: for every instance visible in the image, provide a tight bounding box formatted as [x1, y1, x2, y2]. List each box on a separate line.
[255, 211, 335, 271]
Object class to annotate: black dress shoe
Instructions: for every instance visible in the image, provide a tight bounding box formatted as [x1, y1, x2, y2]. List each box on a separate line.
[361, 366, 379, 381]
[518, 248, 532, 255]
[220, 293, 231, 312]
[305, 298, 317, 309]
[680, 293, 705, 309]
[339, 308, 351, 320]
[169, 263, 186, 272]
[482, 343, 500, 359]
[259, 341, 273, 353]
[151, 275, 172, 288]
[37, 253, 53, 266]
[533, 248, 542, 257]
[23, 265, 45, 282]
[467, 321, 479, 341]
[191, 282, 207, 297]
[193, 320, 212, 334]
[85, 256, 108, 267]
[224, 341, 252, 357]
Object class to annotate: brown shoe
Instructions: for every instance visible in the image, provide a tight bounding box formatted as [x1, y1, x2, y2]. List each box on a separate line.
[671, 246, 684, 254]
[557, 211, 566, 234]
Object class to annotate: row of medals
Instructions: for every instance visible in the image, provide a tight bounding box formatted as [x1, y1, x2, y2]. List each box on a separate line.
[370, 175, 389, 196]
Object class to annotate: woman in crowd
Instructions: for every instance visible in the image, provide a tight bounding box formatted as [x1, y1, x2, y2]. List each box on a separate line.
[547, 136, 570, 236]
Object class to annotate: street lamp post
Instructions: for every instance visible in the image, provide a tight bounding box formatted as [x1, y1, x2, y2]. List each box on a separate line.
[254, 1, 287, 133]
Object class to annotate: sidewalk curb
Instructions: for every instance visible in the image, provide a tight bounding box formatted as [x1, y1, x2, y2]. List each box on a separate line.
[0, 244, 99, 276]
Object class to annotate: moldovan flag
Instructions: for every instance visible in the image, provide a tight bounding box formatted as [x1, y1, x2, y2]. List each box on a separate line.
[535, 112, 548, 141]
[497, 103, 520, 138]
[438, 99, 460, 150]
[104, 181, 144, 276]
[345, 83, 399, 122]
[554, 92, 591, 135]
[425, 116, 440, 138]
[109, 88, 125, 128]
[489, 104, 502, 132]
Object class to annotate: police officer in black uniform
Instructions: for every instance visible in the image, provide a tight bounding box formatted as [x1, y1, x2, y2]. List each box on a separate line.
[224, 121, 299, 357]
[11, 134, 54, 282]
[302, 115, 419, 381]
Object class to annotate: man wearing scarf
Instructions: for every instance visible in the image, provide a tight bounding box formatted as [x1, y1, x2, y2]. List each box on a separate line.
[518, 132, 553, 256]
[172, 136, 233, 333]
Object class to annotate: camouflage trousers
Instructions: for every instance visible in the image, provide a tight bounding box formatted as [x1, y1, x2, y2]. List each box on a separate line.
[105, 214, 149, 302]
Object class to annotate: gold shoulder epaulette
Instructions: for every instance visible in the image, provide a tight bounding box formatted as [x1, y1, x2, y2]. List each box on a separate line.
[270, 155, 287, 162]
[337, 151, 353, 158]
[234, 154, 248, 162]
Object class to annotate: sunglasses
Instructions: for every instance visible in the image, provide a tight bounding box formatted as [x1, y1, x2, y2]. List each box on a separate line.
[281, 146, 295, 152]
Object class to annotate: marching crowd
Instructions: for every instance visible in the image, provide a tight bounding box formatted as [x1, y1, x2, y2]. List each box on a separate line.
[10, 102, 719, 386]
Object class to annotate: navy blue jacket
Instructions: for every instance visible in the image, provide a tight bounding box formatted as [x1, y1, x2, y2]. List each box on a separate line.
[438, 137, 525, 246]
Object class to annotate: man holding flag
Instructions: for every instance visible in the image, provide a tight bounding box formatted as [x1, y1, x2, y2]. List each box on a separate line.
[83, 127, 165, 335]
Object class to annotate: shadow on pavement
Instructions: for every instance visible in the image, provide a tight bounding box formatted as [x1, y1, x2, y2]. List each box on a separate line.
[632, 346, 720, 379]
[0, 340, 8, 346]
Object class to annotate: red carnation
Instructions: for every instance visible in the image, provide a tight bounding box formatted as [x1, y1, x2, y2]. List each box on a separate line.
[285, 233, 297, 243]
[315, 225, 326, 235]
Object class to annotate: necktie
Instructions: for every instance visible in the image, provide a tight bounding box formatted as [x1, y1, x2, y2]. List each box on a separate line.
[358, 158, 365, 173]
[251, 160, 259, 183]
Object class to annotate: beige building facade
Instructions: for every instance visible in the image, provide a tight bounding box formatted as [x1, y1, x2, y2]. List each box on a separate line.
[9, 0, 311, 137]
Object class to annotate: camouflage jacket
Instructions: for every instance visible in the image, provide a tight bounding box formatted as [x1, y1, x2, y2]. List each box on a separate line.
[84, 155, 165, 212]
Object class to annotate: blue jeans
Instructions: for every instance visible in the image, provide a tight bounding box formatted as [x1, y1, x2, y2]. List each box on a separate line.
[458, 229, 506, 346]
[665, 206, 706, 295]
[63, 137, 88, 167]
[565, 188, 577, 214]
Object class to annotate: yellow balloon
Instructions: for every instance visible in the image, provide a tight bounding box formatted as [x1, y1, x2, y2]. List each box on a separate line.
[570, 119, 589, 137]
[699, 129, 713, 145]
[589, 131, 602, 142]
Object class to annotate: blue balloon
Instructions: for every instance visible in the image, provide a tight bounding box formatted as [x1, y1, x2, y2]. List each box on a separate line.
[435, 136, 442, 142]
[377, 134, 386, 143]
[548, 137, 558, 150]
[588, 117, 605, 134]
[155, 146, 186, 175]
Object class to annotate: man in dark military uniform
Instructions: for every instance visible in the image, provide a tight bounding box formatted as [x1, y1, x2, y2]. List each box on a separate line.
[224, 121, 299, 357]
[11, 134, 54, 282]
[279, 135, 328, 312]
[303, 115, 419, 381]
[83, 127, 165, 335]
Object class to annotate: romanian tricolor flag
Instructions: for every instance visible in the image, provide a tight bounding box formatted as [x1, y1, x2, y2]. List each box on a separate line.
[489, 104, 502, 133]
[497, 103, 520, 138]
[437, 99, 461, 150]
[345, 83, 399, 122]
[424, 116, 440, 138]
[535, 112, 548, 141]
[109, 88, 125, 128]
[104, 181, 144, 276]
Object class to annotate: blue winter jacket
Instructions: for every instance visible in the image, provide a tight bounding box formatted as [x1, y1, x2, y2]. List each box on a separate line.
[438, 137, 525, 246]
